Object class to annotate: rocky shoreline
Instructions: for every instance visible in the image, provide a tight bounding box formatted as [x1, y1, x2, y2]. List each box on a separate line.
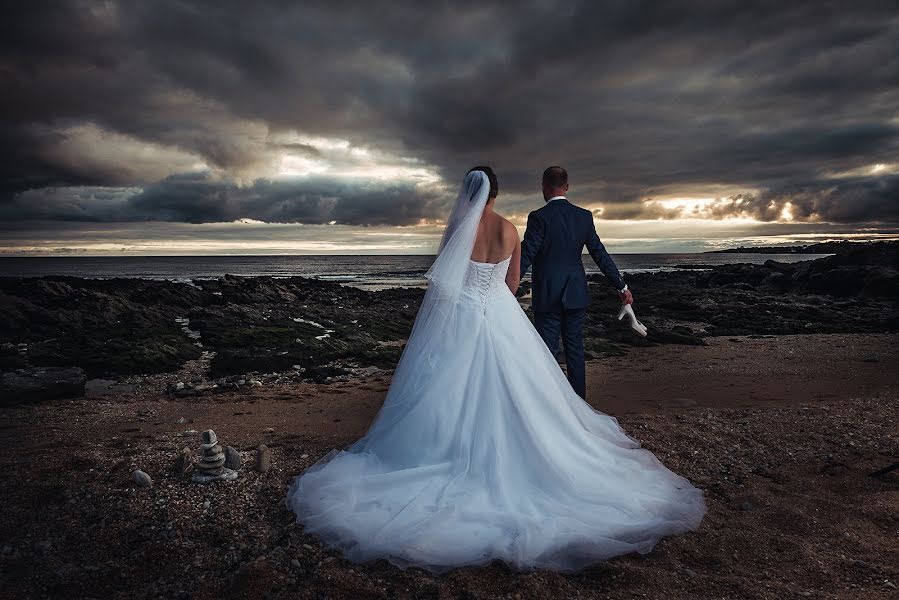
[1, 242, 896, 403]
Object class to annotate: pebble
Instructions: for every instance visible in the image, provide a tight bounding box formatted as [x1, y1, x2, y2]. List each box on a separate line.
[132, 469, 152, 488]
[201, 430, 218, 445]
[884, 581, 896, 590]
[291, 559, 301, 568]
[202, 500, 210, 510]
[680, 567, 696, 578]
[256, 444, 271, 472]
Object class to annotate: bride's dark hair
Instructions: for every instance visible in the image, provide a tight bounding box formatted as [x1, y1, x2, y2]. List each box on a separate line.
[468, 165, 498, 199]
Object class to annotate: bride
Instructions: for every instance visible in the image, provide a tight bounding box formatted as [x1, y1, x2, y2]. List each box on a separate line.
[284, 168, 706, 572]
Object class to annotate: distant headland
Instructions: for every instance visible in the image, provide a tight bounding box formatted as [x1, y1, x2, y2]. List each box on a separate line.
[706, 240, 887, 254]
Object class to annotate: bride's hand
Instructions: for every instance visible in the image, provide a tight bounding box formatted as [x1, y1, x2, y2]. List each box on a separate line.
[619, 287, 634, 305]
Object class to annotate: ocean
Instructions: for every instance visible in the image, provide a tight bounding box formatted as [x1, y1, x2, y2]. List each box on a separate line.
[0, 253, 827, 290]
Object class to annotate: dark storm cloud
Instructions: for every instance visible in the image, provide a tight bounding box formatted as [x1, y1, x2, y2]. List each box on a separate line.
[0, 172, 448, 226]
[128, 174, 448, 226]
[1, 0, 897, 225]
[716, 175, 899, 223]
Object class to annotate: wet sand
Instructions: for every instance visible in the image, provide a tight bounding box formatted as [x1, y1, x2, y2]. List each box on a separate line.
[78, 333, 892, 446]
[588, 333, 898, 415]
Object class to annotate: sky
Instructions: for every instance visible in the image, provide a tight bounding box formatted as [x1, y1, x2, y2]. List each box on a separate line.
[1, 0, 898, 255]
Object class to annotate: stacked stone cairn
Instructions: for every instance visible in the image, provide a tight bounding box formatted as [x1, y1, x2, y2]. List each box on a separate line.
[191, 429, 238, 483]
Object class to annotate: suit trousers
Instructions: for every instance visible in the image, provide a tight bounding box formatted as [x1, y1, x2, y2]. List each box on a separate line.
[533, 308, 587, 400]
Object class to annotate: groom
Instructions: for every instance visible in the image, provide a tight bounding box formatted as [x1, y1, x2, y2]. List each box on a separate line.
[520, 166, 633, 400]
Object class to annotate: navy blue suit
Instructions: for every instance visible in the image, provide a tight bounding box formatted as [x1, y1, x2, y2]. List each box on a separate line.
[519, 197, 625, 399]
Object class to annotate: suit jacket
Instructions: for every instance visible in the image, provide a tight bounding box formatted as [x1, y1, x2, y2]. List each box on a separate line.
[519, 197, 625, 312]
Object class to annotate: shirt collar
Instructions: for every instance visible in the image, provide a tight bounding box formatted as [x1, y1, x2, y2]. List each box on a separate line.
[547, 195, 567, 202]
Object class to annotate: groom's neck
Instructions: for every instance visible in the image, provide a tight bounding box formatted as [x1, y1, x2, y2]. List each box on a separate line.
[543, 187, 567, 201]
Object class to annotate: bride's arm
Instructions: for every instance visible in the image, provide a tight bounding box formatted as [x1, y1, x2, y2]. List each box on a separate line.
[506, 241, 521, 294]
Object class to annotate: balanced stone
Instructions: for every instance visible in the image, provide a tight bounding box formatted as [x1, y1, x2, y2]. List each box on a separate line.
[198, 456, 226, 470]
[190, 429, 238, 483]
[191, 467, 238, 484]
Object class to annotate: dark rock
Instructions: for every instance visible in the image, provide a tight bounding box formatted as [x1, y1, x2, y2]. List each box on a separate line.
[763, 259, 797, 274]
[860, 267, 898, 298]
[0, 366, 86, 405]
[758, 272, 791, 292]
[173, 387, 199, 398]
[0, 277, 205, 377]
[790, 242, 899, 298]
[804, 267, 865, 297]
[174, 447, 193, 475]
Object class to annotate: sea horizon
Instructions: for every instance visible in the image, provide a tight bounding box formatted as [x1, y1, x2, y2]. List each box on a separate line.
[0, 252, 829, 290]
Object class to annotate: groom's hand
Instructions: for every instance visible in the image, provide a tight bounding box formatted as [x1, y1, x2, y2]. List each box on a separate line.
[618, 287, 634, 305]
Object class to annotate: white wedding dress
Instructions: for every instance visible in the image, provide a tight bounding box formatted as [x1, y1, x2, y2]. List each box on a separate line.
[285, 172, 706, 573]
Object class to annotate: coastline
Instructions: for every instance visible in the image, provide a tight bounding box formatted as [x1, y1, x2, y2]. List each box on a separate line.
[0, 242, 896, 598]
[3, 243, 896, 398]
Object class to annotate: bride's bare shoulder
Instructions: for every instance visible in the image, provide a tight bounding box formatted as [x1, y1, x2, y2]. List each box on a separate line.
[499, 215, 520, 239]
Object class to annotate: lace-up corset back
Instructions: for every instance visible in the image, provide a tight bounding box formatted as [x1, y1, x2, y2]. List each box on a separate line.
[463, 255, 511, 311]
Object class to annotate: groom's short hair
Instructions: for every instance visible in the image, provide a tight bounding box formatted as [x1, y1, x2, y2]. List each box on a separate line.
[542, 166, 568, 188]
[468, 165, 498, 198]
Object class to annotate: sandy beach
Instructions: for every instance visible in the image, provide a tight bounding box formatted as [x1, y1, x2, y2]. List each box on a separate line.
[1, 332, 897, 599]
